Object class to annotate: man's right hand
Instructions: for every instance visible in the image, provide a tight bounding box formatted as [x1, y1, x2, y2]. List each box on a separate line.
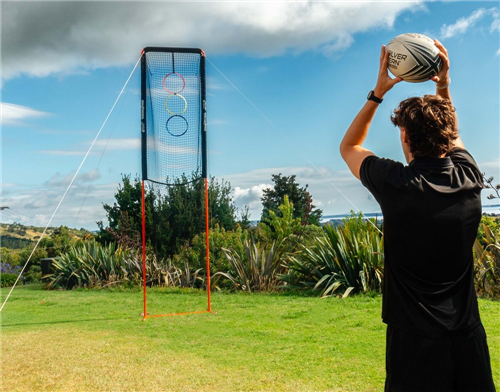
[431, 40, 450, 89]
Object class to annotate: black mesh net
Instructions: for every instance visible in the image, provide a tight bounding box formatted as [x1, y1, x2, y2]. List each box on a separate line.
[142, 49, 205, 185]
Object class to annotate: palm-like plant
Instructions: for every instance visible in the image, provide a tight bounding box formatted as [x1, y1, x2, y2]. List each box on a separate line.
[474, 223, 500, 298]
[283, 215, 384, 297]
[215, 238, 285, 292]
[48, 241, 124, 289]
[48, 241, 205, 289]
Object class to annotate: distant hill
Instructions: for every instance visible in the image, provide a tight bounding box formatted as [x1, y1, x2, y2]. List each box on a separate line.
[1, 235, 33, 249]
[0, 223, 90, 249]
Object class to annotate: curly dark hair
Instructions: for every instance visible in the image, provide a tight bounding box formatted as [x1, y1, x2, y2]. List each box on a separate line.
[390, 95, 458, 158]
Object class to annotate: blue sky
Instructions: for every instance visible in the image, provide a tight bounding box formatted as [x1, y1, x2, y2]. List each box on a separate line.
[1, 1, 499, 230]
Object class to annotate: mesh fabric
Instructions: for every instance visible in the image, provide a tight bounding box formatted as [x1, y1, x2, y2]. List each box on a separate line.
[143, 50, 203, 185]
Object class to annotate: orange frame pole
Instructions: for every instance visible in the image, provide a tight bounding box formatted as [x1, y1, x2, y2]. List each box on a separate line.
[141, 180, 147, 321]
[140, 178, 212, 320]
[205, 178, 211, 312]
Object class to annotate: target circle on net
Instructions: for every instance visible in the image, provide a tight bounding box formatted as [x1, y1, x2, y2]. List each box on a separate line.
[166, 115, 189, 137]
[163, 72, 186, 94]
[165, 93, 187, 116]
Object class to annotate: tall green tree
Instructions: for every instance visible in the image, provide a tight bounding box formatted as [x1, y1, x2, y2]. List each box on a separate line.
[97, 175, 155, 248]
[261, 174, 322, 226]
[98, 174, 243, 258]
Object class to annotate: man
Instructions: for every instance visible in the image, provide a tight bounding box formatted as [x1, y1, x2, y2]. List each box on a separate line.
[339, 41, 496, 391]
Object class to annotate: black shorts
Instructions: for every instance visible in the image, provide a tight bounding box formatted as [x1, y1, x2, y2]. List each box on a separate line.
[385, 323, 496, 392]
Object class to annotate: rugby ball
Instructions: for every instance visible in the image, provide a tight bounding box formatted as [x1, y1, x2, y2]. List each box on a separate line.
[386, 33, 442, 83]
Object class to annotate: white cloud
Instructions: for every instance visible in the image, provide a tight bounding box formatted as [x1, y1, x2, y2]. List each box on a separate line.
[40, 138, 141, 156]
[2, 1, 423, 79]
[1, 102, 50, 125]
[44, 169, 100, 188]
[207, 77, 229, 91]
[93, 138, 140, 150]
[209, 119, 228, 126]
[478, 158, 500, 174]
[38, 150, 88, 156]
[1, 179, 118, 229]
[490, 8, 500, 32]
[222, 165, 377, 220]
[233, 183, 272, 216]
[1, 164, 379, 228]
[440, 7, 499, 39]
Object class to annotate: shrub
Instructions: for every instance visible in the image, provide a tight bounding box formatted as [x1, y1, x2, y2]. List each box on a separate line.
[47, 241, 206, 290]
[282, 213, 384, 297]
[214, 197, 314, 292]
[474, 223, 500, 299]
[48, 241, 126, 289]
[175, 224, 247, 274]
[16, 244, 48, 283]
[477, 215, 500, 247]
[0, 248, 21, 266]
[215, 237, 286, 292]
[0, 273, 18, 288]
[0, 263, 22, 287]
[0, 262, 21, 275]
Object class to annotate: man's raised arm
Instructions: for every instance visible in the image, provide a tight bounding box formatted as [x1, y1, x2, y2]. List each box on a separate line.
[431, 39, 464, 150]
[340, 45, 402, 179]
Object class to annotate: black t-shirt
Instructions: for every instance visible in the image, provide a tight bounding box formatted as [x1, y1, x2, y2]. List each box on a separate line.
[360, 148, 483, 337]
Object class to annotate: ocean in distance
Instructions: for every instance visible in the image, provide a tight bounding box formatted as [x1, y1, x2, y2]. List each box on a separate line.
[320, 204, 500, 224]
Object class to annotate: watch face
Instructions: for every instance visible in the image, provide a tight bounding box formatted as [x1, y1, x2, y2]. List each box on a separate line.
[367, 90, 381, 103]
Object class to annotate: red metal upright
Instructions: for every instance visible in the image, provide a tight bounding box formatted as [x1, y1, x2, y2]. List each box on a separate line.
[141, 181, 147, 321]
[205, 178, 211, 312]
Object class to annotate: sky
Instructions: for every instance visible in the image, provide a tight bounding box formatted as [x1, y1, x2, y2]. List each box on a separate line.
[1, 0, 499, 230]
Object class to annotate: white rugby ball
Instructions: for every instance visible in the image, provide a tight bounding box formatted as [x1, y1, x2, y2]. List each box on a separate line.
[386, 33, 442, 83]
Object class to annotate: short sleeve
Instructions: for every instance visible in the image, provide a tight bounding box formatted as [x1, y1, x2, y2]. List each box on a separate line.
[447, 148, 484, 186]
[447, 148, 480, 170]
[360, 155, 402, 205]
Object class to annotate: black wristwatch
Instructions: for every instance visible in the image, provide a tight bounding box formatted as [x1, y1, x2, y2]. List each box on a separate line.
[367, 90, 383, 104]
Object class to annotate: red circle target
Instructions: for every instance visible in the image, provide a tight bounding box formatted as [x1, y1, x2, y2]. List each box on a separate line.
[163, 72, 186, 94]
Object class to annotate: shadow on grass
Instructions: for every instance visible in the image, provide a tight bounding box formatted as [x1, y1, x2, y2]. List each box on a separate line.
[0, 315, 139, 328]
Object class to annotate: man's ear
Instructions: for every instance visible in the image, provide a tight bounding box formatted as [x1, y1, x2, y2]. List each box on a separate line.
[400, 127, 409, 144]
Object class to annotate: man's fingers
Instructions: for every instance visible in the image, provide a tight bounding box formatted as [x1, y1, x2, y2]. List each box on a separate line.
[434, 39, 448, 56]
[437, 50, 449, 64]
[381, 48, 390, 70]
[437, 51, 450, 71]
[392, 77, 403, 86]
[380, 45, 386, 65]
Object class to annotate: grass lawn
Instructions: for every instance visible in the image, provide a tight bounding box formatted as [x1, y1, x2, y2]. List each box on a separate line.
[1, 285, 499, 391]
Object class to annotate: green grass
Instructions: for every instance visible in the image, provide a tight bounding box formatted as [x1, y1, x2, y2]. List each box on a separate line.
[1, 285, 499, 391]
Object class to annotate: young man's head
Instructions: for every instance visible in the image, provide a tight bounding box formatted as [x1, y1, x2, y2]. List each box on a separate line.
[390, 95, 458, 160]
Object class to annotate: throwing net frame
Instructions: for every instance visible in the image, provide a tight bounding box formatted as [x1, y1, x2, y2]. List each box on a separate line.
[141, 47, 210, 320]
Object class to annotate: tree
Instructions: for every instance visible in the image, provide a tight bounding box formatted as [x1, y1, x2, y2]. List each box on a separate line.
[261, 174, 322, 226]
[99, 174, 243, 258]
[260, 195, 302, 243]
[97, 175, 155, 248]
[483, 174, 500, 201]
[40, 226, 73, 257]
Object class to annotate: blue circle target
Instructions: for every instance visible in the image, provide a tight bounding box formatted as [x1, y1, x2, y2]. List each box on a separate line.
[166, 115, 188, 137]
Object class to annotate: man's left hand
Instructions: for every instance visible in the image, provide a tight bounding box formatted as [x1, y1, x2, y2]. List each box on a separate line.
[373, 45, 403, 98]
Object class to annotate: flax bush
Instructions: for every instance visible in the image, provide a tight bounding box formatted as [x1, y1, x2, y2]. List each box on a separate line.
[215, 237, 287, 292]
[47, 241, 204, 289]
[474, 223, 500, 299]
[282, 213, 384, 297]
[173, 224, 248, 277]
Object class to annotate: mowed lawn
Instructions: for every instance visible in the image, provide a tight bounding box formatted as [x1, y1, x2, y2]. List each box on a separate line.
[1, 285, 499, 392]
